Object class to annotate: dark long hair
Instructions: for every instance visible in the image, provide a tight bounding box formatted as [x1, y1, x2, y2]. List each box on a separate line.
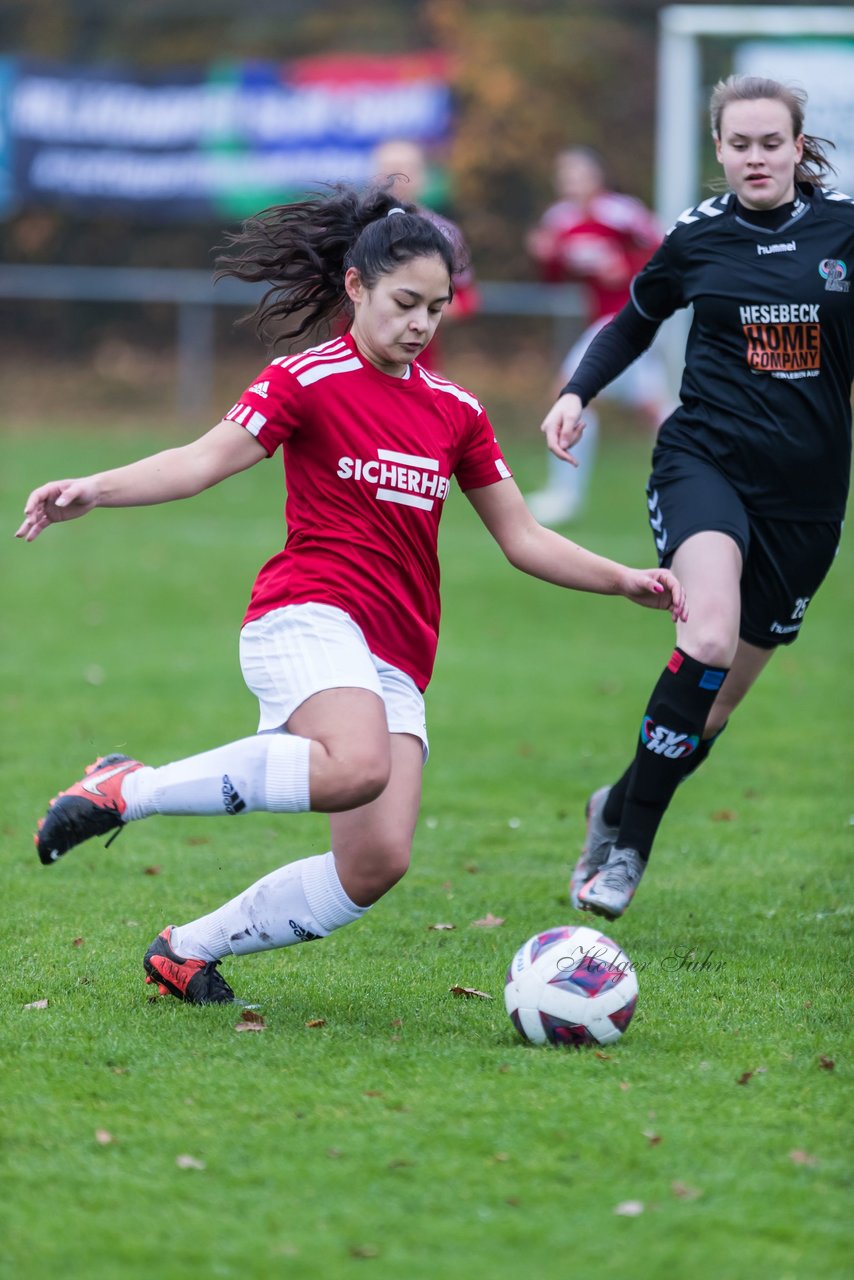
[215, 183, 460, 345]
[710, 74, 836, 187]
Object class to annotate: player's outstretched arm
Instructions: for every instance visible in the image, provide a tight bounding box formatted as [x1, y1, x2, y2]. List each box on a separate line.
[15, 420, 267, 542]
[467, 478, 688, 623]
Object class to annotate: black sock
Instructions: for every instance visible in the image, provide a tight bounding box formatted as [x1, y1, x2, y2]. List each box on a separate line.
[681, 721, 727, 781]
[602, 720, 728, 827]
[613, 648, 728, 857]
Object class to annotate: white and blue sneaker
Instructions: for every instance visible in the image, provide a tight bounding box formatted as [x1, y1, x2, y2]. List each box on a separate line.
[578, 845, 646, 920]
[570, 786, 618, 910]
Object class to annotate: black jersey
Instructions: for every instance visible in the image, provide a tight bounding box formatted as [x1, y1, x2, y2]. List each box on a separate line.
[632, 184, 853, 520]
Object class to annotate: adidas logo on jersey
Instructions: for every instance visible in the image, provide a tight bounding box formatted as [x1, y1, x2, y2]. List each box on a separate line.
[247, 380, 270, 397]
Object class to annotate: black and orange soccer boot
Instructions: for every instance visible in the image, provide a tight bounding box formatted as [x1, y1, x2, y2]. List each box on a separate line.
[144, 927, 236, 1005]
[35, 753, 145, 865]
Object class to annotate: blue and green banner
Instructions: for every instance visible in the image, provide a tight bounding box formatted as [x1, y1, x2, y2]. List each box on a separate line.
[0, 52, 453, 219]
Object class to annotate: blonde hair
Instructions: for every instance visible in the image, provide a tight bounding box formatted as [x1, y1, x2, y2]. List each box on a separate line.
[710, 74, 836, 187]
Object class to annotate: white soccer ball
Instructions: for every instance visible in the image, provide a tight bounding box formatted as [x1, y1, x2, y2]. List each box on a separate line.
[504, 924, 638, 1047]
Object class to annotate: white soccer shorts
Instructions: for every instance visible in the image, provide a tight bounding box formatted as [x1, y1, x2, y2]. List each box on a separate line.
[239, 602, 429, 759]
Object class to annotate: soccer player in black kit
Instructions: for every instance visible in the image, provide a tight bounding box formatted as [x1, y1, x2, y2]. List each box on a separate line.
[539, 73, 852, 919]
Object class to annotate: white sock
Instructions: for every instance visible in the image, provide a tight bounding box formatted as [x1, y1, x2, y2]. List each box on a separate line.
[169, 852, 367, 961]
[121, 733, 311, 820]
[546, 406, 598, 499]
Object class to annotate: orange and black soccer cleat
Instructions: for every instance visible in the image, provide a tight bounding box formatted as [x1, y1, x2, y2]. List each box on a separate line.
[35, 753, 145, 865]
[144, 927, 235, 1005]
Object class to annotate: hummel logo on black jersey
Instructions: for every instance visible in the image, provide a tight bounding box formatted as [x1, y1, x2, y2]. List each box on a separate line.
[757, 241, 796, 255]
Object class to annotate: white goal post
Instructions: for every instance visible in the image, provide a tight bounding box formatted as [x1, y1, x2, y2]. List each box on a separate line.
[653, 4, 854, 386]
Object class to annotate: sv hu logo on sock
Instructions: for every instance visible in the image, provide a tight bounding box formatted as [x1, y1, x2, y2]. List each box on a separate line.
[641, 718, 699, 759]
[221, 774, 246, 814]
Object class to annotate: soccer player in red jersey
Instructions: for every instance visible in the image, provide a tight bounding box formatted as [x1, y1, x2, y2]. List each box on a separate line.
[525, 146, 672, 524]
[17, 183, 686, 1005]
[540, 77, 852, 920]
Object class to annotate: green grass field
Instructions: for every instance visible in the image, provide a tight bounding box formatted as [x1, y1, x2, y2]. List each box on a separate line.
[2, 422, 852, 1279]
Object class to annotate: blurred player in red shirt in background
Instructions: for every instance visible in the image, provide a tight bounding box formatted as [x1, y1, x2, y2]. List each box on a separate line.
[526, 146, 673, 524]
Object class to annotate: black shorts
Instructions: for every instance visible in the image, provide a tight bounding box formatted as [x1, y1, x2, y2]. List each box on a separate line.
[645, 454, 842, 649]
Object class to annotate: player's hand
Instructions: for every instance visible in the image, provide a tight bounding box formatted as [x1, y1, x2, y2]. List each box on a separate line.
[619, 567, 688, 623]
[539, 392, 586, 466]
[15, 478, 100, 542]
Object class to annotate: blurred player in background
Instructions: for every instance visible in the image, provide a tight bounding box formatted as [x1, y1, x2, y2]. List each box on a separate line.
[525, 145, 672, 524]
[541, 75, 852, 920]
[18, 184, 685, 1007]
[371, 138, 479, 372]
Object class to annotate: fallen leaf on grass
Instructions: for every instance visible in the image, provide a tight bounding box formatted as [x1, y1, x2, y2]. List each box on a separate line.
[349, 1244, 379, 1259]
[71, 937, 84, 947]
[711, 810, 735, 822]
[671, 1181, 702, 1200]
[143, 866, 161, 876]
[176, 1154, 205, 1170]
[23, 999, 48, 1010]
[643, 1131, 662, 1146]
[363, 1090, 384, 1098]
[613, 1200, 644, 1216]
[449, 986, 492, 1000]
[235, 1009, 266, 1033]
[619, 1081, 631, 1091]
[305, 1018, 326, 1028]
[471, 913, 505, 928]
[789, 1149, 818, 1167]
[95, 1129, 115, 1145]
[594, 1051, 612, 1061]
[428, 922, 455, 931]
[818, 1055, 835, 1071]
[736, 1066, 767, 1085]
[388, 1158, 415, 1169]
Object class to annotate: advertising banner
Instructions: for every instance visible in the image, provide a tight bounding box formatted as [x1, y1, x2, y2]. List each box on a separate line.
[1, 52, 453, 219]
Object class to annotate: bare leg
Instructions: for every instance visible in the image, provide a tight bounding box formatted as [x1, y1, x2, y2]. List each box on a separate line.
[704, 638, 775, 736]
[166, 733, 423, 964]
[329, 733, 424, 905]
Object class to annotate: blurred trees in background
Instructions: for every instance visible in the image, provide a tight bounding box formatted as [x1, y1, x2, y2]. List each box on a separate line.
[0, 0, 662, 277]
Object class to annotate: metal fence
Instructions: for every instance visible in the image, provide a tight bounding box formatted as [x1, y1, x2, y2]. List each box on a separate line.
[0, 263, 585, 413]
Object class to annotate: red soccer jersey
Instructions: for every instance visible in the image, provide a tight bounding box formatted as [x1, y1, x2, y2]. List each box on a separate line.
[534, 192, 662, 324]
[225, 334, 512, 690]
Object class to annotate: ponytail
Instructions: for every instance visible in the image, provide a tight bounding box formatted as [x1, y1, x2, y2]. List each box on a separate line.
[215, 183, 460, 345]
